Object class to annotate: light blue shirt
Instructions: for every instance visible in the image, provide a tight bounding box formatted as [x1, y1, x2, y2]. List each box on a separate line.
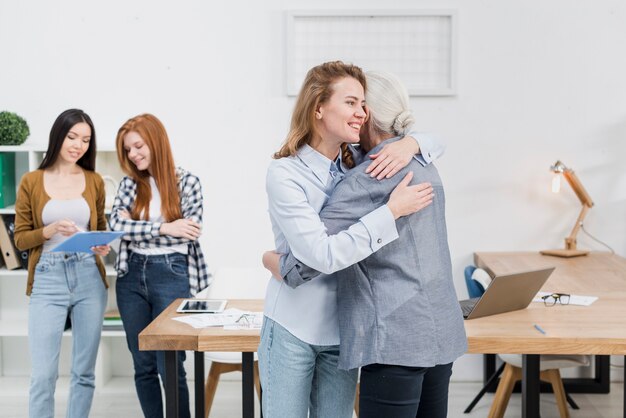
[264, 144, 399, 345]
[410, 132, 445, 166]
[264, 132, 445, 346]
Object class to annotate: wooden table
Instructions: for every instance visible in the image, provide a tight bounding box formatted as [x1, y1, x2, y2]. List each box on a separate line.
[139, 299, 263, 418]
[467, 252, 626, 418]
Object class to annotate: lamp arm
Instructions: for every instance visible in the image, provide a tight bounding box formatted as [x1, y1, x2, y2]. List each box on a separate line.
[565, 205, 590, 251]
[563, 170, 594, 207]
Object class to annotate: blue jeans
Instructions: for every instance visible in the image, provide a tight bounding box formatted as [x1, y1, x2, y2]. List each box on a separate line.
[359, 362, 454, 418]
[29, 252, 107, 418]
[116, 252, 191, 418]
[258, 317, 357, 418]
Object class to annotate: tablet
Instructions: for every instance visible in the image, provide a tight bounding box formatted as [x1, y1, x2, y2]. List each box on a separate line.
[51, 231, 124, 253]
[176, 299, 227, 313]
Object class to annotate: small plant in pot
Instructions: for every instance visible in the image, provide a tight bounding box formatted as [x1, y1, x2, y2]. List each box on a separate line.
[0, 111, 30, 145]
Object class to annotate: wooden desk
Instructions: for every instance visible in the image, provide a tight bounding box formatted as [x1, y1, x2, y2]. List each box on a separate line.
[467, 252, 626, 418]
[139, 299, 263, 418]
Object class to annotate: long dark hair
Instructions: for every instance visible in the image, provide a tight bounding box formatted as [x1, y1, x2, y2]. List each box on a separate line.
[39, 109, 97, 171]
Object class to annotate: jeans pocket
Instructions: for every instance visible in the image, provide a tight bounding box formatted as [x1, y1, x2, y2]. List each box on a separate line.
[168, 260, 188, 276]
[260, 317, 274, 351]
[80, 254, 97, 266]
[116, 270, 128, 281]
[35, 261, 51, 273]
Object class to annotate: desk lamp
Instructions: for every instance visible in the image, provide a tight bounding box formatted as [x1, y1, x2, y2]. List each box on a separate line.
[541, 160, 594, 258]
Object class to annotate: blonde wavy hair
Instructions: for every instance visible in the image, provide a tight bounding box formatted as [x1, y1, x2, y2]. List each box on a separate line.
[274, 61, 366, 168]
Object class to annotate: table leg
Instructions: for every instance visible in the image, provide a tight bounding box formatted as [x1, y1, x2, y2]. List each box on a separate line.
[623, 355, 625, 418]
[483, 353, 497, 387]
[195, 351, 205, 418]
[242, 352, 255, 418]
[522, 354, 540, 418]
[165, 350, 179, 418]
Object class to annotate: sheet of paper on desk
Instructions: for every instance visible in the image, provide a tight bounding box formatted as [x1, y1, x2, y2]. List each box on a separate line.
[533, 292, 598, 306]
[172, 308, 263, 329]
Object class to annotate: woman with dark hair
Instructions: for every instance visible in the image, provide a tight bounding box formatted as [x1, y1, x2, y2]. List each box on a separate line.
[14, 108, 111, 418]
[110, 113, 209, 418]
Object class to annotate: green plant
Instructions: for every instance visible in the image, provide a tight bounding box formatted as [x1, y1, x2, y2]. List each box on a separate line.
[0, 111, 30, 145]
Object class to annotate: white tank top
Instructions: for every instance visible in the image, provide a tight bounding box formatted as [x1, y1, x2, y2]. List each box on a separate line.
[42, 198, 90, 252]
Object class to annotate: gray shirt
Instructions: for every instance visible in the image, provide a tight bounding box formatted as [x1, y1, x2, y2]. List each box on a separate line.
[281, 136, 467, 370]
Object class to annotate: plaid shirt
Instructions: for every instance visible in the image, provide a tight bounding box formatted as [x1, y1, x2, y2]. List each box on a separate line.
[109, 168, 211, 295]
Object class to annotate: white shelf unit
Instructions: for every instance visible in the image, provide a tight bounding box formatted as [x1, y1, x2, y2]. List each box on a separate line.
[0, 144, 133, 394]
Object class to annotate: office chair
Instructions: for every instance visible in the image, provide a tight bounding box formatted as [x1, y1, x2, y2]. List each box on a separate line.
[195, 267, 266, 417]
[462, 265, 590, 418]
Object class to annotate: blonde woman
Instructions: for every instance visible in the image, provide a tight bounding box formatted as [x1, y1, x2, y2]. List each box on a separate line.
[276, 71, 467, 418]
[259, 61, 441, 418]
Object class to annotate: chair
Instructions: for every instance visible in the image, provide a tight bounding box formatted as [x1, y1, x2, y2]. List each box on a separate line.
[490, 354, 589, 418]
[462, 265, 591, 418]
[203, 352, 261, 418]
[195, 267, 267, 417]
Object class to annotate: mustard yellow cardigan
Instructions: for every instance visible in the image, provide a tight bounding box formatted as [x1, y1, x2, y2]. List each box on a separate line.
[14, 169, 108, 295]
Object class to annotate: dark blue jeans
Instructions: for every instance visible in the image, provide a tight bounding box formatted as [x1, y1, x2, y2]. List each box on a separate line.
[116, 252, 191, 418]
[359, 362, 453, 418]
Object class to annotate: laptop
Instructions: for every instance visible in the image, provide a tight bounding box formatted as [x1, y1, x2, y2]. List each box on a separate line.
[460, 267, 555, 319]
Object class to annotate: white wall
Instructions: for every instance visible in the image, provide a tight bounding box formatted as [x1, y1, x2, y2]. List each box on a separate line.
[2, 0, 625, 381]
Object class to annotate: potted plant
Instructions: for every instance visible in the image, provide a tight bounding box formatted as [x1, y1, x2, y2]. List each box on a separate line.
[0, 111, 30, 145]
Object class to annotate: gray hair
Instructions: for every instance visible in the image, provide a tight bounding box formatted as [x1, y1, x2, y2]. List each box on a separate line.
[365, 71, 414, 136]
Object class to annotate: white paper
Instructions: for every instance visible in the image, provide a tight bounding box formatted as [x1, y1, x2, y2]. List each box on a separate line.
[172, 308, 263, 329]
[533, 292, 598, 306]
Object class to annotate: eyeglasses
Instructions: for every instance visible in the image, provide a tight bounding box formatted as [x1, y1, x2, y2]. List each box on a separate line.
[235, 314, 257, 329]
[541, 293, 570, 307]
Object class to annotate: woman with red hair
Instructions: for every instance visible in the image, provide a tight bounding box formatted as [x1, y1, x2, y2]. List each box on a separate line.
[110, 113, 209, 418]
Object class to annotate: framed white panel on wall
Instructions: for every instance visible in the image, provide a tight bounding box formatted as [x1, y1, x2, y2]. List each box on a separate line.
[286, 10, 457, 96]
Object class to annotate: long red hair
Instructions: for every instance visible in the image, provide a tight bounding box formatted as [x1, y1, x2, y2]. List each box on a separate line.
[115, 114, 182, 222]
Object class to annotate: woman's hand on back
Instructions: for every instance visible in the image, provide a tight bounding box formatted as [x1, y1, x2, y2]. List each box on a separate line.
[160, 218, 201, 240]
[386, 172, 434, 220]
[365, 135, 420, 180]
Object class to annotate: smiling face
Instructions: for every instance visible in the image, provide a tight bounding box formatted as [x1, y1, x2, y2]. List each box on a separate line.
[315, 76, 366, 147]
[59, 122, 91, 164]
[123, 131, 152, 173]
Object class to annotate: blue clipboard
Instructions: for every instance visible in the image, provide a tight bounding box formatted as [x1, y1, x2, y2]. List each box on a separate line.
[50, 231, 124, 253]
